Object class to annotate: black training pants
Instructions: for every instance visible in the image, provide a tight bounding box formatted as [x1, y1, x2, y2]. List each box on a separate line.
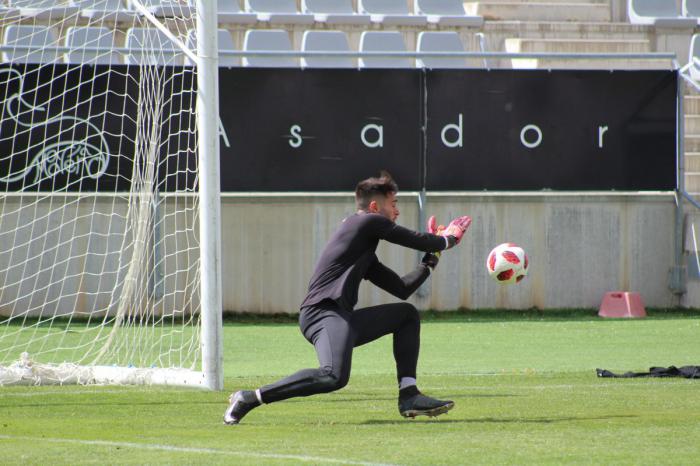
[258, 300, 420, 404]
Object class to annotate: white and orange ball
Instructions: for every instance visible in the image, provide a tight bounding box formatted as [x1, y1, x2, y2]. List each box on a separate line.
[486, 243, 529, 285]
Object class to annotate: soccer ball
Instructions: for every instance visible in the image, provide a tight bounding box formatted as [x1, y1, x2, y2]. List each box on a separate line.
[486, 243, 529, 285]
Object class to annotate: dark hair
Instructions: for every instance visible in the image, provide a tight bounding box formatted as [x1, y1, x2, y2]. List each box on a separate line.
[355, 170, 398, 210]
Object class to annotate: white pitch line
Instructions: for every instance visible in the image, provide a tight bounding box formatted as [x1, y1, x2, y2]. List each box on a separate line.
[0, 434, 397, 466]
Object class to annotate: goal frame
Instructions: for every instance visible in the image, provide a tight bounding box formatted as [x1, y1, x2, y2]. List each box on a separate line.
[0, 1, 224, 390]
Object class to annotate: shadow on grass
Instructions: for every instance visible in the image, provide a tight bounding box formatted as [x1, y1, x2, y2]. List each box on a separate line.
[301, 393, 519, 404]
[361, 414, 638, 425]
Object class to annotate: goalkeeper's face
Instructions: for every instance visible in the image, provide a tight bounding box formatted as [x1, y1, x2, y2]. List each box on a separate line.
[371, 192, 399, 222]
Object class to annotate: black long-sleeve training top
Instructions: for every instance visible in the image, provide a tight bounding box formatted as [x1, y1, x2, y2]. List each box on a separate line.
[300, 212, 449, 311]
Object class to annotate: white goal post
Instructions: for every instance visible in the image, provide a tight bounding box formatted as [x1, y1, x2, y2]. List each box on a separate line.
[195, 0, 224, 391]
[0, 0, 223, 389]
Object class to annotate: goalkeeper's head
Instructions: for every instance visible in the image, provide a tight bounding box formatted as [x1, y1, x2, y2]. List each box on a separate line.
[355, 170, 399, 222]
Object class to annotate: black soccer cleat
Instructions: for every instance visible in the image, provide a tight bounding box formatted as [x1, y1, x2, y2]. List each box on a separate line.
[399, 392, 454, 419]
[223, 390, 260, 425]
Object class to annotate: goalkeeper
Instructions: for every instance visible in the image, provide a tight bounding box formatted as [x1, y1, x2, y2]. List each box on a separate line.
[224, 171, 471, 425]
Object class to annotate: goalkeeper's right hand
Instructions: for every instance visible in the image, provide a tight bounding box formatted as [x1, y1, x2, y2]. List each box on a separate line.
[440, 215, 472, 247]
[443, 216, 471, 245]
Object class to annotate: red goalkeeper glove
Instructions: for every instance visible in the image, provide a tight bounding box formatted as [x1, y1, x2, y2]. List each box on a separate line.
[428, 215, 471, 249]
[427, 216, 445, 256]
[443, 216, 471, 244]
[427, 215, 445, 236]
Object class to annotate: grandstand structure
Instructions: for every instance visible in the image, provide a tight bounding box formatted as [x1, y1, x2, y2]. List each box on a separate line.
[0, 0, 699, 387]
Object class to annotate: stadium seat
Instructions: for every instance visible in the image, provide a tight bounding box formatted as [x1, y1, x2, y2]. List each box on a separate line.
[414, 0, 483, 27]
[242, 29, 297, 68]
[416, 31, 468, 69]
[689, 34, 700, 81]
[245, 0, 314, 24]
[628, 0, 696, 27]
[64, 26, 118, 65]
[2, 25, 60, 63]
[213, 28, 237, 68]
[0, 6, 20, 19]
[358, 31, 412, 68]
[184, 0, 256, 23]
[212, 0, 256, 23]
[185, 29, 238, 67]
[125, 28, 182, 65]
[302, 0, 371, 25]
[684, 0, 700, 20]
[301, 30, 354, 69]
[126, 0, 193, 18]
[8, 0, 79, 20]
[71, 0, 138, 22]
[358, 0, 427, 25]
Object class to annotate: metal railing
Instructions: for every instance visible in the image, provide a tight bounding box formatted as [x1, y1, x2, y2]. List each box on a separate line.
[0, 45, 680, 69]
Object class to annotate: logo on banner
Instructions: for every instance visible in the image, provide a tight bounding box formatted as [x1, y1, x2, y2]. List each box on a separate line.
[0, 68, 110, 187]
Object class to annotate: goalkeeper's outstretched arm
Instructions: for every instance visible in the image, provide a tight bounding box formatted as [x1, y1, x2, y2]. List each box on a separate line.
[374, 215, 471, 253]
[364, 254, 438, 300]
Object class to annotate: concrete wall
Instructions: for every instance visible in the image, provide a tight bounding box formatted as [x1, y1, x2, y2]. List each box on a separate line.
[220, 192, 683, 313]
[0, 194, 200, 318]
[683, 212, 700, 307]
[0, 192, 692, 317]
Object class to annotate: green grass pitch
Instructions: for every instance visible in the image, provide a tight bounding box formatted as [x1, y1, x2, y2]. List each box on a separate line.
[1, 310, 699, 465]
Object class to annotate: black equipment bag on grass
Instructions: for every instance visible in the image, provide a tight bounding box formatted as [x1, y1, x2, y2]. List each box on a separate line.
[596, 366, 700, 379]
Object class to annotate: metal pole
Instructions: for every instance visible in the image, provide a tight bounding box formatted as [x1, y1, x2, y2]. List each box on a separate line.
[670, 71, 687, 298]
[417, 68, 430, 299]
[152, 190, 164, 300]
[196, 0, 223, 390]
[416, 189, 429, 298]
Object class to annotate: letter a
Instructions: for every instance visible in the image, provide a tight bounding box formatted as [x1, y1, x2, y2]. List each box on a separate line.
[361, 124, 384, 148]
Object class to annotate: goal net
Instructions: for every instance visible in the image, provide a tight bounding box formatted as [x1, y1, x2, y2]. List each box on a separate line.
[0, 1, 221, 387]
